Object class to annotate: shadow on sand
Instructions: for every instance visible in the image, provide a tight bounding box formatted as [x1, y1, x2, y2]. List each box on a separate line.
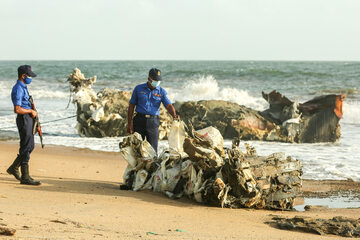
[0, 174, 200, 209]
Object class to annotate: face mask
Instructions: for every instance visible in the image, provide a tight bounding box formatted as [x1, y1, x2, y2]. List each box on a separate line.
[151, 80, 161, 88]
[24, 76, 32, 84]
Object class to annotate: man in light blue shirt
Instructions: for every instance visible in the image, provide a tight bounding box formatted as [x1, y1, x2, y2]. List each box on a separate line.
[127, 68, 179, 153]
[7, 65, 41, 186]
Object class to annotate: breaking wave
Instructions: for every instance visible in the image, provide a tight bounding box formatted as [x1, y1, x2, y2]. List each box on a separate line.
[168, 75, 268, 111]
[0, 80, 69, 99]
[29, 89, 69, 99]
[342, 101, 360, 124]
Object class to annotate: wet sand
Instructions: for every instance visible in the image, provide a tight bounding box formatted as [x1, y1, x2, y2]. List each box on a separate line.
[0, 142, 359, 240]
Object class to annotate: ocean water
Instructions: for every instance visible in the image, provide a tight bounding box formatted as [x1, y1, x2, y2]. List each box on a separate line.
[0, 61, 359, 181]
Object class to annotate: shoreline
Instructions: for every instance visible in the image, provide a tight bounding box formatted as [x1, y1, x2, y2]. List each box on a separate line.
[1, 142, 359, 239]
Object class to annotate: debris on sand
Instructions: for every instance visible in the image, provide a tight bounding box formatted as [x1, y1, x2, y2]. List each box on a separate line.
[119, 121, 302, 210]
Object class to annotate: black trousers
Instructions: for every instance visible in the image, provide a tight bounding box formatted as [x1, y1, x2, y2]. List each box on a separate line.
[133, 114, 160, 153]
[16, 114, 35, 166]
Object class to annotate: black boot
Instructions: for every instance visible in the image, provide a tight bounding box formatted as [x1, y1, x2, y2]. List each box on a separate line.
[6, 155, 21, 181]
[20, 165, 41, 186]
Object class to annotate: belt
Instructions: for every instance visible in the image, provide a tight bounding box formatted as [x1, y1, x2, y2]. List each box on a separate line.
[136, 113, 159, 119]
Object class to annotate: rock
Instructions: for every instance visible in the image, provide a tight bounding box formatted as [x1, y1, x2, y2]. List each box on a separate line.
[0, 226, 16, 236]
[304, 205, 329, 211]
[271, 215, 360, 237]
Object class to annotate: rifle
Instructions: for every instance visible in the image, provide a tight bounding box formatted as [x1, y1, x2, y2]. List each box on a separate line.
[29, 96, 44, 148]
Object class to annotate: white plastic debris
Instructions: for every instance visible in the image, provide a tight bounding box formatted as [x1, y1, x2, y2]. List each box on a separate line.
[120, 146, 138, 168]
[195, 126, 224, 154]
[139, 140, 157, 160]
[168, 120, 186, 152]
[91, 107, 105, 122]
[133, 169, 148, 191]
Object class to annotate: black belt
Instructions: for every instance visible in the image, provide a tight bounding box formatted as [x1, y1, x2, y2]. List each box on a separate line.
[136, 113, 159, 119]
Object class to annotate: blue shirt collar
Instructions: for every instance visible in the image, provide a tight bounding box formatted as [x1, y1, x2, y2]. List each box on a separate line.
[17, 79, 27, 88]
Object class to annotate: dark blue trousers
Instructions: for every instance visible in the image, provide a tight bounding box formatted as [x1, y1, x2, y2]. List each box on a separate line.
[133, 114, 160, 153]
[16, 114, 35, 166]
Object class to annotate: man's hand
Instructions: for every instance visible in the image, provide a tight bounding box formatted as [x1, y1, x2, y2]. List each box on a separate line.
[127, 122, 134, 134]
[31, 110, 38, 119]
[174, 114, 180, 121]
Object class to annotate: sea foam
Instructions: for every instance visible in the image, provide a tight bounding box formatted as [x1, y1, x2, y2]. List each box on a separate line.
[342, 101, 360, 124]
[168, 75, 268, 110]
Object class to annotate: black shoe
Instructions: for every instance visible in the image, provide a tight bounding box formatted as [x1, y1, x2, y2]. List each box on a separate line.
[20, 165, 41, 186]
[6, 155, 21, 181]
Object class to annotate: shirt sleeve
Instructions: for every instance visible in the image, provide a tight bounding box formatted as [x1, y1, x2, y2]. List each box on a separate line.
[161, 88, 172, 107]
[129, 86, 138, 105]
[11, 87, 23, 106]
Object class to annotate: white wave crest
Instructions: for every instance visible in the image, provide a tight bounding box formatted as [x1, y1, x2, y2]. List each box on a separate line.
[168, 75, 268, 110]
[342, 101, 360, 124]
[30, 89, 69, 99]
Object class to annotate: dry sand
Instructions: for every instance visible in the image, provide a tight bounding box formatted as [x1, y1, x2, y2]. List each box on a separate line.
[0, 141, 359, 240]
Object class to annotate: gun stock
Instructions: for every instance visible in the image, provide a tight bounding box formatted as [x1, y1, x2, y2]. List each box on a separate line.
[29, 96, 45, 148]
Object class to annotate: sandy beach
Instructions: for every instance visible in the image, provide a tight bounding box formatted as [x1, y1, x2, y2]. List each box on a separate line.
[0, 141, 359, 240]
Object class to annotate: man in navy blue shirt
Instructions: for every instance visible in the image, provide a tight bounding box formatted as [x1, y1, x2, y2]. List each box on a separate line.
[127, 68, 179, 153]
[7, 65, 41, 185]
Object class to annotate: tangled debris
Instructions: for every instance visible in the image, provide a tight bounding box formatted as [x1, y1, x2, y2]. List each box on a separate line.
[271, 215, 360, 238]
[68, 68, 344, 143]
[67, 68, 172, 138]
[119, 121, 302, 210]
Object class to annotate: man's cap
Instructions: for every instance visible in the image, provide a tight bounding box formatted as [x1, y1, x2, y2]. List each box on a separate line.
[149, 68, 162, 81]
[18, 65, 37, 78]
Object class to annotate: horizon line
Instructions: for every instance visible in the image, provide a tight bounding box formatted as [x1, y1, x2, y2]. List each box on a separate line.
[0, 59, 359, 62]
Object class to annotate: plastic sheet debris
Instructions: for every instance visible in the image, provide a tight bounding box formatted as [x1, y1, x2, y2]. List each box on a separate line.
[168, 120, 187, 152]
[119, 123, 303, 210]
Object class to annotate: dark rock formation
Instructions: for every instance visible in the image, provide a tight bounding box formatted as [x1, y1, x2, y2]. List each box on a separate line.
[177, 90, 345, 143]
[271, 215, 360, 238]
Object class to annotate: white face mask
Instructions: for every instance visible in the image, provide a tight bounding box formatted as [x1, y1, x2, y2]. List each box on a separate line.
[150, 80, 161, 88]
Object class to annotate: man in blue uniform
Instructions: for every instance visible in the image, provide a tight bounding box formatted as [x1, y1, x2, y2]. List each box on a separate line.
[127, 68, 179, 153]
[7, 65, 41, 185]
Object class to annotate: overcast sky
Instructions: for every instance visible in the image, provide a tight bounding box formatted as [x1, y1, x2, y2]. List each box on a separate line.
[0, 0, 359, 60]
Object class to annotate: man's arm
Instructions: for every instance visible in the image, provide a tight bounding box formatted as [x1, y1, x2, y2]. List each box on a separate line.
[127, 103, 135, 134]
[14, 105, 37, 118]
[165, 104, 179, 120]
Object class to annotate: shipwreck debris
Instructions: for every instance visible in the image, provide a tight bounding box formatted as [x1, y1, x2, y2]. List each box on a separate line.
[67, 68, 172, 138]
[119, 121, 303, 210]
[271, 215, 360, 238]
[68, 68, 344, 143]
[178, 91, 345, 143]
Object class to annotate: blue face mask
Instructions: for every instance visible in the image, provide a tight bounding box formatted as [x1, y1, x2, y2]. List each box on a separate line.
[24, 76, 32, 84]
[151, 80, 161, 88]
